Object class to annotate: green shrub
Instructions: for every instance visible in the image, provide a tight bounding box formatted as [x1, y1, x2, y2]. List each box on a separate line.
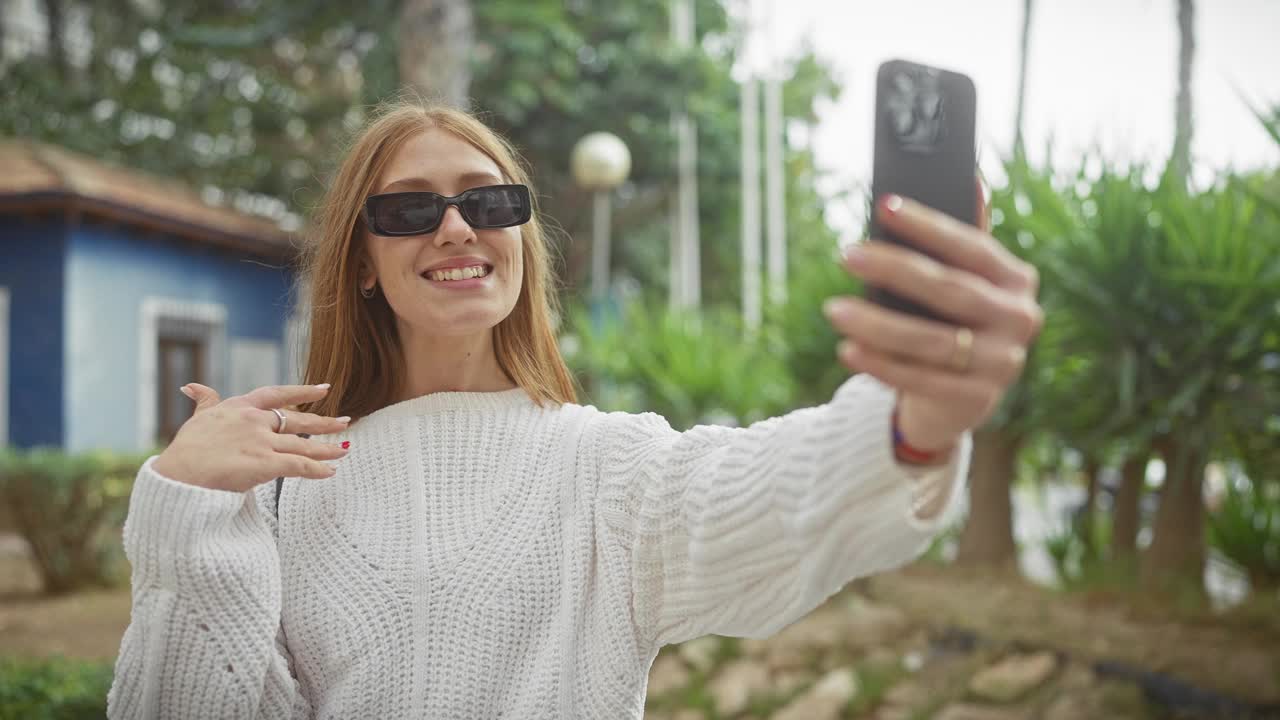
[0, 448, 148, 594]
[1044, 509, 1122, 589]
[565, 302, 795, 430]
[765, 230, 863, 410]
[1209, 473, 1280, 590]
[0, 656, 112, 720]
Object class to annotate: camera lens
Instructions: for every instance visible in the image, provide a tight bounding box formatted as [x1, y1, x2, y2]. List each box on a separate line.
[892, 107, 914, 136]
[919, 90, 941, 119]
[893, 71, 915, 94]
[886, 67, 944, 150]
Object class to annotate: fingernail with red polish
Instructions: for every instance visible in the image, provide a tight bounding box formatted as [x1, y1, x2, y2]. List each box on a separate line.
[880, 194, 903, 215]
[341, 441, 351, 450]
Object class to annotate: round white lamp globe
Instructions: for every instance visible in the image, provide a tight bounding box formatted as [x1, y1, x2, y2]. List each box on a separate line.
[571, 132, 632, 191]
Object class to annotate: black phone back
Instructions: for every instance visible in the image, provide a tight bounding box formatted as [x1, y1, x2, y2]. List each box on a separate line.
[867, 59, 977, 323]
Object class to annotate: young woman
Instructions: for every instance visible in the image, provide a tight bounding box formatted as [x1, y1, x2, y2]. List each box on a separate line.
[107, 101, 1041, 719]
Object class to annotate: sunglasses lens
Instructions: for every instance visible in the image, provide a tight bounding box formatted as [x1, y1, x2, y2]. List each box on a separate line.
[375, 195, 443, 234]
[463, 187, 529, 227]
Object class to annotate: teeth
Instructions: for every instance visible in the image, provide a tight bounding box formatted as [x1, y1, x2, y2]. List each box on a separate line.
[426, 265, 489, 281]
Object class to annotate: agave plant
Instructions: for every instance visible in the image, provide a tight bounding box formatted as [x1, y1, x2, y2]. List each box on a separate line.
[951, 155, 1072, 566]
[995, 149, 1280, 588]
[1130, 178, 1278, 585]
[1024, 160, 1175, 558]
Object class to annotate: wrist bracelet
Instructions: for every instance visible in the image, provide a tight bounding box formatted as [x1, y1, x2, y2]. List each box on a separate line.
[892, 407, 947, 464]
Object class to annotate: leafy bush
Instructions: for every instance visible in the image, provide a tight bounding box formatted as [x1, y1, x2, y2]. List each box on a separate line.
[1044, 509, 1124, 589]
[1208, 474, 1280, 590]
[766, 232, 862, 410]
[565, 302, 795, 430]
[0, 448, 148, 594]
[0, 656, 112, 720]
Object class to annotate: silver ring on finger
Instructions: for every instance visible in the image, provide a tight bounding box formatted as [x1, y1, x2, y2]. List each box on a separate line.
[271, 408, 287, 434]
[949, 327, 975, 373]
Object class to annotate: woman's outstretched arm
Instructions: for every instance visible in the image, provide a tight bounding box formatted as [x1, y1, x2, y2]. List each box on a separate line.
[597, 374, 969, 650]
[599, 190, 1041, 651]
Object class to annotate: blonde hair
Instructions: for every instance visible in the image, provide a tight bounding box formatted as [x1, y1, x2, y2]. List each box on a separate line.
[294, 100, 576, 420]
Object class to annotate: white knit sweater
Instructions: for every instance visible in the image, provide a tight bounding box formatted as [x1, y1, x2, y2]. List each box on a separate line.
[107, 375, 969, 719]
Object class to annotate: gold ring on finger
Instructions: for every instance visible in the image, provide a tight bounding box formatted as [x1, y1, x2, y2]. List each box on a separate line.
[949, 327, 975, 373]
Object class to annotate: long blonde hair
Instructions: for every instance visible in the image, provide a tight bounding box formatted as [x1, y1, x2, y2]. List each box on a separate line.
[295, 100, 576, 420]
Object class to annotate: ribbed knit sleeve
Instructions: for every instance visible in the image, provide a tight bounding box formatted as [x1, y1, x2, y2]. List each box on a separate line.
[106, 457, 310, 720]
[596, 374, 970, 650]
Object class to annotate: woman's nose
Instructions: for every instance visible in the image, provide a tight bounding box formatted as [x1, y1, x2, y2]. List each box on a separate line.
[434, 206, 476, 246]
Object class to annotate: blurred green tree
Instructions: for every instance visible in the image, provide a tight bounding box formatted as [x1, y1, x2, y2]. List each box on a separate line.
[3, 0, 843, 313]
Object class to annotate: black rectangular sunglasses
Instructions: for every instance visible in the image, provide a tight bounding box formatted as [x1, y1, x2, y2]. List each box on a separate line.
[363, 184, 532, 236]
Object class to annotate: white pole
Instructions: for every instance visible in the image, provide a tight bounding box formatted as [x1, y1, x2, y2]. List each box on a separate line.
[670, 0, 700, 310]
[590, 191, 611, 302]
[764, 75, 786, 306]
[679, 114, 701, 309]
[763, 0, 786, 306]
[668, 0, 684, 310]
[668, 190, 681, 309]
[741, 75, 762, 331]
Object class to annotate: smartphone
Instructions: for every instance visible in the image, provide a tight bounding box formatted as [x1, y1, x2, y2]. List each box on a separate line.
[867, 59, 977, 323]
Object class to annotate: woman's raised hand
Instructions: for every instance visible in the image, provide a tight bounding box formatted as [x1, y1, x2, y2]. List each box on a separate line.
[150, 383, 352, 493]
[824, 187, 1043, 455]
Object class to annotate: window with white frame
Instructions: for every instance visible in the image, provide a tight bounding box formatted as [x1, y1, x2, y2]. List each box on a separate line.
[139, 298, 225, 448]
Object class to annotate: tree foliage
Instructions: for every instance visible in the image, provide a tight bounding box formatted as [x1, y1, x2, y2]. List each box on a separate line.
[3, 0, 842, 307]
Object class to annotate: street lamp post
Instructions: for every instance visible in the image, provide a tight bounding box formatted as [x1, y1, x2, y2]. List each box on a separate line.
[571, 132, 632, 305]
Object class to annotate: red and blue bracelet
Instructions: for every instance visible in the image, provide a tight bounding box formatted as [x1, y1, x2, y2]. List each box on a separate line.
[891, 407, 948, 465]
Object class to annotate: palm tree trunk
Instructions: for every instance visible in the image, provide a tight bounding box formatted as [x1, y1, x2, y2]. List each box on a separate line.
[956, 428, 1020, 567]
[1143, 437, 1207, 590]
[1013, 0, 1034, 158]
[1169, 0, 1195, 184]
[397, 0, 474, 107]
[1112, 454, 1147, 558]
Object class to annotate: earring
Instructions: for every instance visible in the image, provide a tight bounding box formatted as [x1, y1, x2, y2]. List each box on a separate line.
[360, 284, 376, 299]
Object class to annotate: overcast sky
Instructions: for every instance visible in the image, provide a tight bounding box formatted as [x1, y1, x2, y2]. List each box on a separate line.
[749, 0, 1280, 236]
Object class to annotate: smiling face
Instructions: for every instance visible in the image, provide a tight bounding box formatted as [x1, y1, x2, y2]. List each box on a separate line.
[360, 128, 525, 339]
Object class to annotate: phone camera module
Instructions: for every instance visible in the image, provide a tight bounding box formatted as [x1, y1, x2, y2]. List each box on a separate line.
[886, 68, 945, 152]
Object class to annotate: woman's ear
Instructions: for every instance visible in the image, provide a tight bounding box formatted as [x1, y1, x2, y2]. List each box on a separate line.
[356, 255, 377, 292]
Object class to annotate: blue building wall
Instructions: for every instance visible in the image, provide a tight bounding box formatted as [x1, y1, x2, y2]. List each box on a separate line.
[65, 222, 295, 451]
[0, 217, 67, 447]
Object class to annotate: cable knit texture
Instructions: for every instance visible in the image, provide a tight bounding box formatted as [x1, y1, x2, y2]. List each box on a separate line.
[107, 375, 970, 719]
